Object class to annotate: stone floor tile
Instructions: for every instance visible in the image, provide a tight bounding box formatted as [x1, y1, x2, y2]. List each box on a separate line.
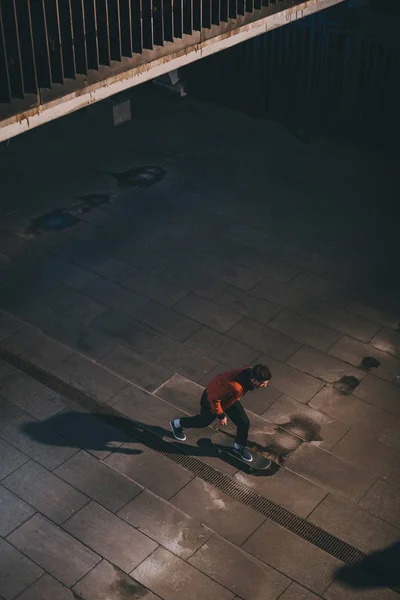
[228, 319, 301, 362]
[38, 256, 98, 290]
[80, 275, 147, 314]
[212, 285, 280, 326]
[331, 429, 400, 486]
[0, 437, 29, 480]
[132, 300, 201, 341]
[0, 537, 43, 600]
[45, 285, 107, 324]
[309, 493, 400, 553]
[243, 519, 341, 594]
[262, 395, 350, 450]
[189, 534, 290, 600]
[16, 574, 77, 600]
[1, 415, 79, 470]
[288, 346, 366, 385]
[7, 513, 100, 586]
[123, 268, 188, 307]
[347, 300, 400, 330]
[54, 450, 142, 513]
[234, 466, 327, 517]
[278, 582, 321, 600]
[284, 444, 376, 502]
[173, 293, 242, 333]
[0, 484, 35, 536]
[308, 302, 381, 343]
[1, 326, 74, 371]
[324, 580, 399, 600]
[2, 460, 89, 524]
[51, 352, 128, 403]
[132, 547, 234, 600]
[289, 271, 337, 297]
[170, 478, 265, 545]
[269, 310, 341, 352]
[104, 441, 193, 500]
[257, 355, 325, 403]
[0, 395, 23, 431]
[0, 311, 22, 341]
[371, 326, 400, 358]
[185, 326, 261, 365]
[252, 278, 317, 314]
[100, 343, 171, 391]
[0, 371, 65, 420]
[63, 501, 158, 573]
[309, 385, 392, 438]
[73, 559, 159, 600]
[358, 479, 400, 529]
[353, 374, 400, 417]
[241, 385, 282, 415]
[137, 334, 218, 382]
[328, 336, 400, 382]
[118, 489, 213, 559]
[155, 373, 205, 414]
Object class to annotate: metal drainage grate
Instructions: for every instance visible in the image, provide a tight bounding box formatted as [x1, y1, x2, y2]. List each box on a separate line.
[1, 345, 399, 595]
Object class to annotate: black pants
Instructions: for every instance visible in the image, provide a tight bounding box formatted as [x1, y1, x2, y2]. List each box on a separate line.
[180, 391, 250, 446]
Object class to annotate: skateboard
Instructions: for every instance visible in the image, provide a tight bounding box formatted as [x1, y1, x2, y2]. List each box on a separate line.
[211, 432, 271, 473]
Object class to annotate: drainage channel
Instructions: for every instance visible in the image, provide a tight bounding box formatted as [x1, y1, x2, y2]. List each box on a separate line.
[1, 345, 398, 594]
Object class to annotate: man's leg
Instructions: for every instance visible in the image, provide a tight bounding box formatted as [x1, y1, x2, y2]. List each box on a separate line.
[225, 402, 252, 461]
[170, 391, 215, 440]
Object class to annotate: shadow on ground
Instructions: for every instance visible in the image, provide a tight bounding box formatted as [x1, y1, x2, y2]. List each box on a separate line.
[336, 540, 400, 589]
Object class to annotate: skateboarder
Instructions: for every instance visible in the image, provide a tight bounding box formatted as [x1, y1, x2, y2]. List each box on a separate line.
[170, 363, 272, 462]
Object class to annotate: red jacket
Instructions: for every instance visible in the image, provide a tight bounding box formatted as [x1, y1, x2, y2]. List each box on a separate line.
[206, 367, 250, 417]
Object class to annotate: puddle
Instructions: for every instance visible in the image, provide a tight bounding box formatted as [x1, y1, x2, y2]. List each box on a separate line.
[360, 356, 381, 371]
[333, 375, 360, 395]
[110, 166, 166, 188]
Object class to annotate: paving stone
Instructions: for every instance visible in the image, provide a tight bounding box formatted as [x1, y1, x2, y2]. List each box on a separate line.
[328, 336, 400, 382]
[228, 319, 301, 362]
[155, 373, 205, 415]
[52, 352, 128, 402]
[201, 256, 265, 291]
[38, 256, 98, 290]
[72, 253, 138, 284]
[104, 441, 193, 500]
[7, 513, 100, 586]
[132, 299, 201, 341]
[1, 326, 74, 371]
[118, 489, 213, 559]
[289, 270, 337, 297]
[0, 395, 23, 431]
[257, 355, 325, 403]
[269, 310, 341, 352]
[347, 300, 400, 330]
[80, 275, 147, 314]
[284, 444, 376, 502]
[101, 343, 171, 391]
[73, 559, 159, 600]
[137, 334, 218, 382]
[262, 395, 350, 450]
[0, 371, 65, 420]
[234, 467, 327, 517]
[159, 261, 228, 299]
[251, 278, 317, 314]
[309, 385, 392, 439]
[55, 450, 142, 512]
[132, 547, 234, 600]
[308, 302, 381, 343]
[324, 580, 399, 600]
[358, 479, 400, 529]
[0, 484, 35, 536]
[0, 537, 43, 600]
[309, 493, 400, 553]
[185, 326, 261, 365]
[212, 285, 280, 325]
[371, 326, 400, 358]
[16, 574, 78, 600]
[45, 285, 108, 324]
[63, 501, 158, 573]
[173, 293, 242, 333]
[243, 519, 341, 594]
[331, 429, 400, 486]
[170, 478, 265, 545]
[123, 268, 189, 306]
[1, 415, 79, 470]
[288, 346, 366, 385]
[3, 460, 89, 524]
[353, 374, 400, 417]
[278, 582, 320, 600]
[189, 534, 290, 600]
[0, 437, 28, 480]
[0, 311, 22, 341]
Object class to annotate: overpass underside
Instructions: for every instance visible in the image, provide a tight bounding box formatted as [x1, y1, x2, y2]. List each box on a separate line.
[0, 0, 344, 141]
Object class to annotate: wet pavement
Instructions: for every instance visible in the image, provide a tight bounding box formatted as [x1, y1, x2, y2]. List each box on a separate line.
[0, 83, 399, 600]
